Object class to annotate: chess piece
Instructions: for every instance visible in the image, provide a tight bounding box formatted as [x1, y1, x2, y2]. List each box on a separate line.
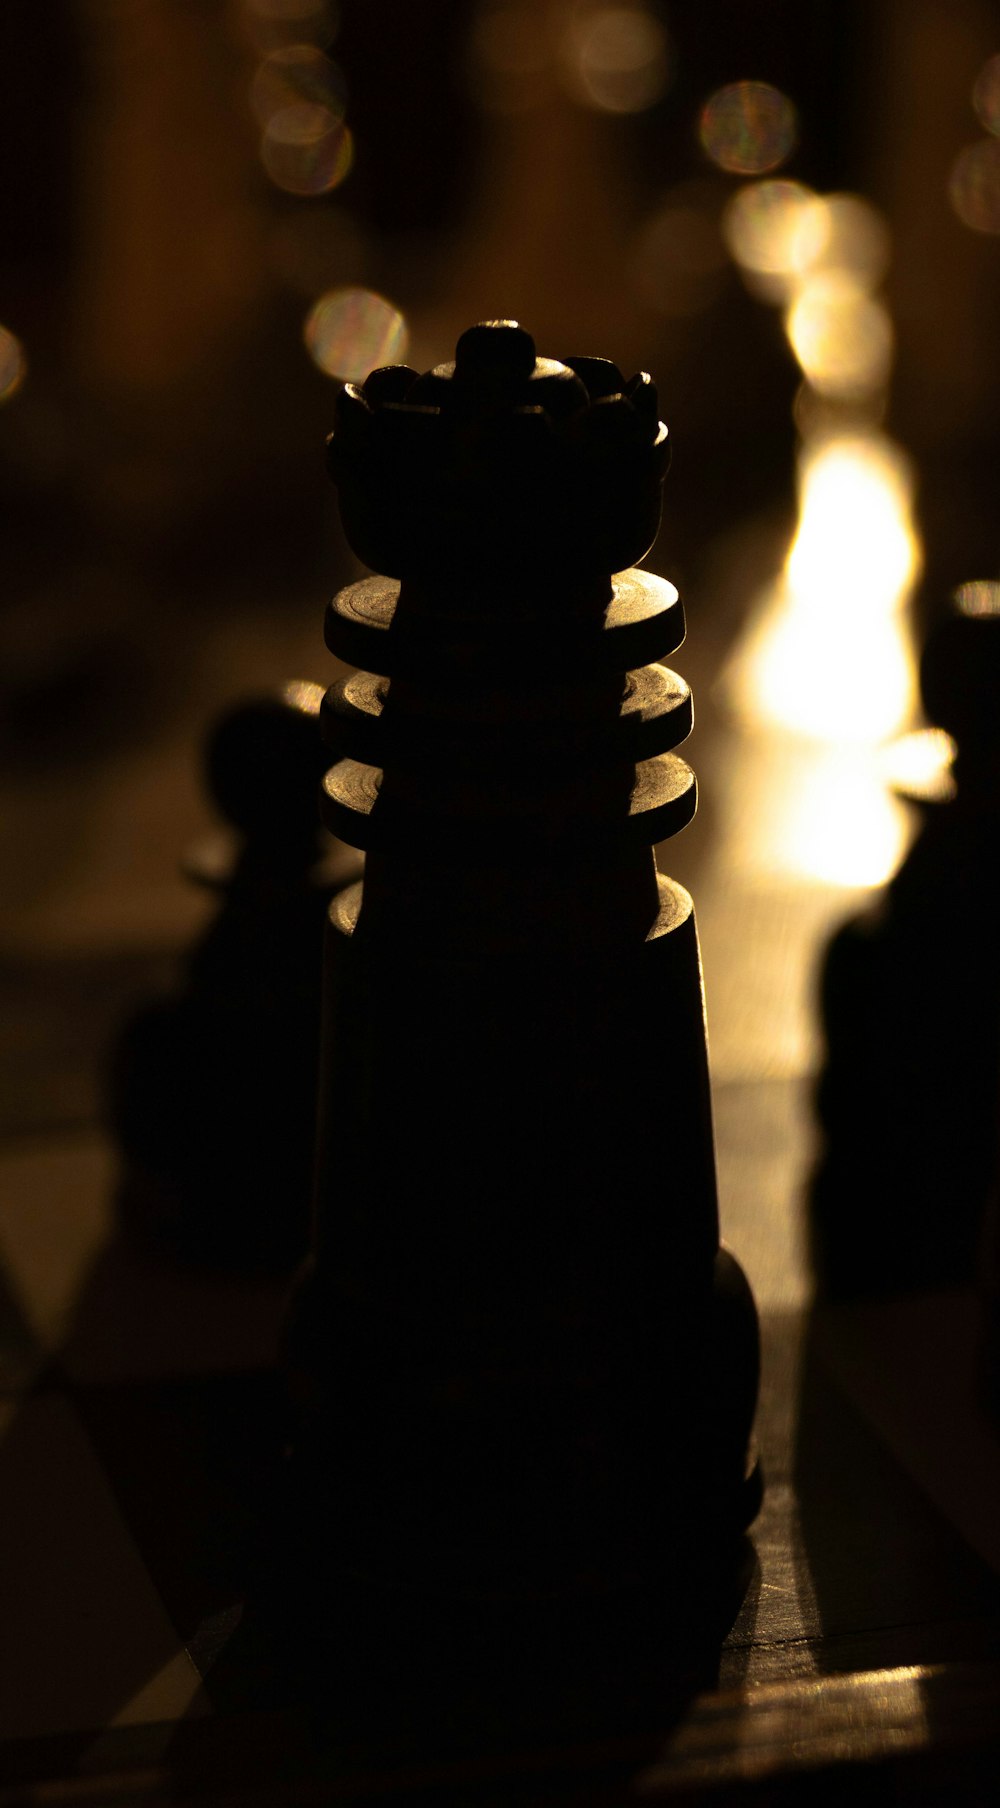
[288, 321, 760, 1602]
[109, 683, 340, 1272]
[813, 587, 1000, 1295]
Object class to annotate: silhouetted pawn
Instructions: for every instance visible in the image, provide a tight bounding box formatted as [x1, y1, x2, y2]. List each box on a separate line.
[286, 319, 760, 1631]
[109, 682, 343, 1272]
[813, 584, 1000, 1296]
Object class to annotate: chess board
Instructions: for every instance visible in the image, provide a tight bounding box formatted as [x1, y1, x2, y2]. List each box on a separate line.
[1, 582, 998, 1803]
[3, 963, 1000, 1802]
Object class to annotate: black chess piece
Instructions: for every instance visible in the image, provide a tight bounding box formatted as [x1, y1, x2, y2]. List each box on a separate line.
[109, 683, 341, 1272]
[286, 320, 761, 1609]
[812, 587, 1000, 1296]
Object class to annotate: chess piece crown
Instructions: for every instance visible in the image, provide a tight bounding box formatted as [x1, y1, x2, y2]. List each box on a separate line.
[321, 320, 693, 955]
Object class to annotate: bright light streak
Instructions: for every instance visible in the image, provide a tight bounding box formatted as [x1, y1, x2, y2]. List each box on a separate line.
[723, 431, 922, 887]
[757, 745, 913, 887]
[727, 435, 920, 744]
[786, 435, 918, 624]
[786, 272, 893, 399]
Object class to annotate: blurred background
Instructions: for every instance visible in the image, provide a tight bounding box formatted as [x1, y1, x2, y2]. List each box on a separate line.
[2, 0, 1000, 1135]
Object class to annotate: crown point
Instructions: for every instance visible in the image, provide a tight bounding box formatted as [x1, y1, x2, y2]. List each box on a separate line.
[565, 356, 625, 400]
[625, 370, 660, 435]
[454, 320, 537, 381]
[362, 364, 418, 405]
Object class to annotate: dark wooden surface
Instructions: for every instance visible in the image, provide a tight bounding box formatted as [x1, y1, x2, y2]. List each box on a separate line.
[1, 592, 999, 1803]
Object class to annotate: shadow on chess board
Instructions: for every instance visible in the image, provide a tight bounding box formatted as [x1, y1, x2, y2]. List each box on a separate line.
[0, 1199, 762, 1794]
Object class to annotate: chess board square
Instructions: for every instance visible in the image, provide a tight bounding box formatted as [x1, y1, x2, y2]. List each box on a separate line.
[0, 1393, 210, 1744]
[0, 1135, 289, 1386]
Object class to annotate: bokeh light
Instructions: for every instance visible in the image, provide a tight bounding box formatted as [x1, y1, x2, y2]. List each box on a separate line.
[786, 272, 893, 399]
[749, 744, 913, 888]
[879, 728, 957, 803]
[728, 434, 920, 744]
[0, 325, 26, 405]
[699, 82, 797, 177]
[808, 193, 890, 289]
[260, 109, 353, 195]
[972, 53, 1000, 135]
[724, 432, 922, 888]
[304, 287, 408, 380]
[632, 186, 726, 317]
[786, 434, 918, 629]
[722, 179, 822, 293]
[562, 5, 671, 114]
[251, 45, 346, 127]
[724, 184, 891, 308]
[954, 579, 1000, 616]
[949, 139, 1000, 234]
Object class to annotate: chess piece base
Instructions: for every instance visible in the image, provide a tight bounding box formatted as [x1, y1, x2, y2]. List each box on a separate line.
[289, 872, 760, 1600]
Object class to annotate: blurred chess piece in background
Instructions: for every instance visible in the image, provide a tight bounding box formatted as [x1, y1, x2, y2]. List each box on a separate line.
[108, 684, 346, 1272]
[812, 583, 1000, 1296]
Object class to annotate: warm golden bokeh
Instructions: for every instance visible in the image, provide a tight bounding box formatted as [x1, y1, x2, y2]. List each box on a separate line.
[562, 4, 672, 114]
[724, 432, 922, 887]
[786, 274, 893, 399]
[722, 180, 823, 298]
[732, 742, 914, 889]
[303, 286, 408, 378]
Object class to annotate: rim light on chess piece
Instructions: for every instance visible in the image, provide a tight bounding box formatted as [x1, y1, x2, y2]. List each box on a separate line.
[289, 320, 761, 1604]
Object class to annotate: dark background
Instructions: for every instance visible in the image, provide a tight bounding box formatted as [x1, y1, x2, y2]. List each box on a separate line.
[2, 0, 1000, 1113]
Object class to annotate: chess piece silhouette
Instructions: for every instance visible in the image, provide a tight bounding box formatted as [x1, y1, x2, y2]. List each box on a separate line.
[289, 322, 761, 1602]
[109, 684, 338, 1272]
[813, 587, 1000, 1295]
